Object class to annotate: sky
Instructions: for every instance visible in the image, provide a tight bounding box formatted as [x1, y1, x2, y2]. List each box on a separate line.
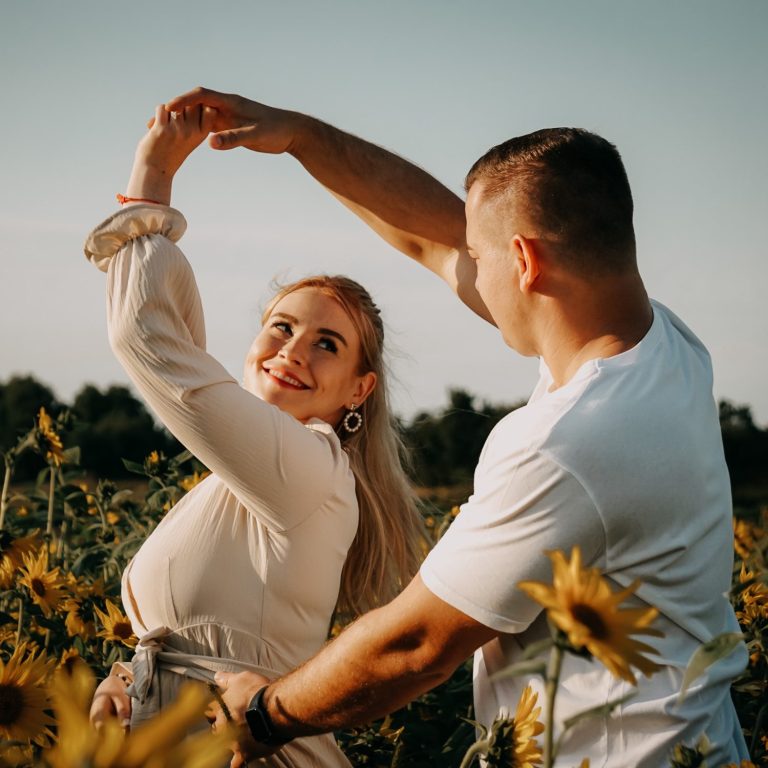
[1, 0, 767, 425]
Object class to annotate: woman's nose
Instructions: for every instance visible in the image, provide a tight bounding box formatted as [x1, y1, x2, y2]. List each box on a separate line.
[278, 336, 308, 364]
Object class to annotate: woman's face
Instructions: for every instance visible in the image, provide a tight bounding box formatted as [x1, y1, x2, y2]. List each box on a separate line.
[243, 288, 376, 426]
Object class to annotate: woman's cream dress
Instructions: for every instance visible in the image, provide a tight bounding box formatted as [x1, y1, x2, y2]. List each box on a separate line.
[85, 205, 358, 767]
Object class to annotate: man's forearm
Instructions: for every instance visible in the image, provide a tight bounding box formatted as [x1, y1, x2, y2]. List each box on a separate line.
[264, 604, 455, 738]
[290, 114, 467, 265]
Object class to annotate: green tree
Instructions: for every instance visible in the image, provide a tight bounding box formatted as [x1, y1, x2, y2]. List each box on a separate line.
[71, 383, 181, 477]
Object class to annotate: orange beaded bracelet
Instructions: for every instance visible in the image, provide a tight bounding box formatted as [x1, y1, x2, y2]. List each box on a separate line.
[116, 194, 164, 205]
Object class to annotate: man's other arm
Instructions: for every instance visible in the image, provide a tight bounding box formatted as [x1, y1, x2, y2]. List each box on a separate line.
[166, 87, 493, 324]
[215, 574, 497, 756]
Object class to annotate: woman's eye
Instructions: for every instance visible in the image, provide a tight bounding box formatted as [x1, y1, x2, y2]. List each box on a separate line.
[317, 337, 338, 354]
[272, 321, 291, 334]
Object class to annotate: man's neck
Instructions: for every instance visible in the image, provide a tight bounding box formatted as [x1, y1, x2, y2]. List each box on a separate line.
[538, 274, 654, 390]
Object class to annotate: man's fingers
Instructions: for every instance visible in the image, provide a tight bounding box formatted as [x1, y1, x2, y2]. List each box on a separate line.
[201, 106, 217, 133]
[167, 86, 229, 112]
[209, 126, 257, 151]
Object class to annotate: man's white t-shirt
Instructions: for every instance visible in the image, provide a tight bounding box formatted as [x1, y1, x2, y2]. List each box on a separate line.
[420, 302, 748, 767]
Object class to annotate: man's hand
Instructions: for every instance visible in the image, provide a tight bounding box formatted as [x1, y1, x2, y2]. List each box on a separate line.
[89, 673, 132, 730]
[210, 670, 281, 766]
[165, 87, 301, 155]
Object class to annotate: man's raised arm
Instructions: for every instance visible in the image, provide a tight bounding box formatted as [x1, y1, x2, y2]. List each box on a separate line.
[166, 87, 493, 324]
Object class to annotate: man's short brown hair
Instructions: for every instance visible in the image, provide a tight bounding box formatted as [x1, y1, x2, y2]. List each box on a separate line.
[465, 128, 636, 274]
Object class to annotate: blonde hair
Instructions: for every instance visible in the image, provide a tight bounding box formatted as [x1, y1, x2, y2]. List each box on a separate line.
[263, 275, 424, 615]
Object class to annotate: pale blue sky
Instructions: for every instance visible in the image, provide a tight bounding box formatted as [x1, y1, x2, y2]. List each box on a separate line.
[1, 1, 767, 423]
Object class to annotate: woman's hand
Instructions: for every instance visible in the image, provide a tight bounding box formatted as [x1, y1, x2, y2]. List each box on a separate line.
[164, 87, 302, 156]
[124, 104, 217, 206]
[89, 673, 133, 730]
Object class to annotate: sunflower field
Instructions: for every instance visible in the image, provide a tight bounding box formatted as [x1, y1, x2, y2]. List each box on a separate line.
[0, 406, 766, 767]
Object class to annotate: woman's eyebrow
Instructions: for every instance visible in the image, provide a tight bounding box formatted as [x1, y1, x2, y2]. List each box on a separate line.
[317, 328, 348, 347]
[271, 312, 348, 347]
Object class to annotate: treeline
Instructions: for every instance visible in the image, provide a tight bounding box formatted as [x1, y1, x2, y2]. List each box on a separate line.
[0, 375, 181, 480]
[1, 375, 766, 506]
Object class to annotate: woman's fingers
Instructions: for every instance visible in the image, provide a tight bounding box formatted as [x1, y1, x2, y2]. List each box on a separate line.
[155, 104, 170, 128]
[89, 675, 133, 730]
[113, 691, 132, 725]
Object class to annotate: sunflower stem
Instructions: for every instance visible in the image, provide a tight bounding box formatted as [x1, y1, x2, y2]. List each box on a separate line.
[458, 740, 490, 768]
[56, 519, 68, 567]
[46, 465, 56, 538]
[0, 457, 13, 532]
[15, 596, 24, 646]
[543, 641, 564, 768]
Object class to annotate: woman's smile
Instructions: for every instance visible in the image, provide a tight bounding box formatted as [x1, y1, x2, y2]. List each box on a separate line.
[263, 366, 310, 390]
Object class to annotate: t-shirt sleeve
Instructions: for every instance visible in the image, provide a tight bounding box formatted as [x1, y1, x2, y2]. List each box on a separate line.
[420, 447, 605, 634]
[84, 206, 348, 532]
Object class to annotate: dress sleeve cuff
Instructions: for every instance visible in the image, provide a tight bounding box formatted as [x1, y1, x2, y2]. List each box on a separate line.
[84, 204, 187, 272]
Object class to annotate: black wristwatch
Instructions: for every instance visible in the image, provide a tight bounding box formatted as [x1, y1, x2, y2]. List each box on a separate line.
[244, 686, 289, 746]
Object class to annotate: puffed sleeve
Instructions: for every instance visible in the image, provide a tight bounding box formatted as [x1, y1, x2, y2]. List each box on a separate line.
[84, 205, 350, 532]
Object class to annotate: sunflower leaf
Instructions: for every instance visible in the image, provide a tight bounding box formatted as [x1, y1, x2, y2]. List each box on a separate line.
[521, 637, 554, 660]
[677, 632, 745, 705]
[488, 658, 547, 682]
[562, 691, 636, 733]
[62, 446, 81, 465]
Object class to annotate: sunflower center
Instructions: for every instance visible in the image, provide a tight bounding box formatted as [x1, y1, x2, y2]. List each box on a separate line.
[30, 577, 47, 597]
[0, 683, 24, 725]
[571, 603, 609, 640]
[114, 621, 133, 640]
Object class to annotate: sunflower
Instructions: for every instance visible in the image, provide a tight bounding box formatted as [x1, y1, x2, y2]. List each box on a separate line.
[490, 685, 544, 768]
[95, 599, 138, 648]
[45, 660, 231, 768]
[37, 407, 65, 467]
[0, 643, 55, 745]
[0, 743, 35, 767]
[669, 734, 710, 767]
[518, 547, 663, 684]
[0, 530, 40, 590]
[58, 648, 81, 674]
[18, 549, 69, 617]
[733, 517, 764, 561]
[64, 601, 96, 640]
[179, 470, 210, 492]
[735, 562, 768, 626]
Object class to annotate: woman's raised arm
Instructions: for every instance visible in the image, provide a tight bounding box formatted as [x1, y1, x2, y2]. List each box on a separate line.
[84, 110, 347, 531]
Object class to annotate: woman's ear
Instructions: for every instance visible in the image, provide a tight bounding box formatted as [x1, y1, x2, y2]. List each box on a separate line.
[350, 371, 377, 407]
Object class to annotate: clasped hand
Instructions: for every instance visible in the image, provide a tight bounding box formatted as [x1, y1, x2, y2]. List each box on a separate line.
[126, 89, 297, 207]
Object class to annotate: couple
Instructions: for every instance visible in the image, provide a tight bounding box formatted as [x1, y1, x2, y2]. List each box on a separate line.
[86, 89, 747, 767]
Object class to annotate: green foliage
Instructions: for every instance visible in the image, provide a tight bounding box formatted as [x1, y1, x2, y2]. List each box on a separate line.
[1, 388, 767, 766]
[403, 389, 523, 487]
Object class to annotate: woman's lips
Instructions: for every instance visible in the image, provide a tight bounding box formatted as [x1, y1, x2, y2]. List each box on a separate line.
[265, 368, 309, 390]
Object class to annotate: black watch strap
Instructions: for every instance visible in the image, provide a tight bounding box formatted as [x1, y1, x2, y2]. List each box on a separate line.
[244, 686, 289, 746]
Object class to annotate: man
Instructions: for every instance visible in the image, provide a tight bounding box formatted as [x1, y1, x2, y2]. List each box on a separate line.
[167, 88, 748, 766]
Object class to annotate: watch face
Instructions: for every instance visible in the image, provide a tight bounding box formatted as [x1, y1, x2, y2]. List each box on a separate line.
[245, 692, 271, 742]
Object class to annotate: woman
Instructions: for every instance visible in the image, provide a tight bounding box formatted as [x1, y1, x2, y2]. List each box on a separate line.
[85, 105, 423, 767]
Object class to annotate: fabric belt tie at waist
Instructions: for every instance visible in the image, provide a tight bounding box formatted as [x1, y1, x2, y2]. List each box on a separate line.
[125, 625, 279, 706]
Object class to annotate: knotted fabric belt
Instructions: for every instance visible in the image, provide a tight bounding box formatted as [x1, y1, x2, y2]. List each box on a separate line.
[122, 625, 279, 705]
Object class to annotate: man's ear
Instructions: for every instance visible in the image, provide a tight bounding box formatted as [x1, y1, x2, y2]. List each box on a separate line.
[510, 234, 540, 293]
[350, 371, 377, 408]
